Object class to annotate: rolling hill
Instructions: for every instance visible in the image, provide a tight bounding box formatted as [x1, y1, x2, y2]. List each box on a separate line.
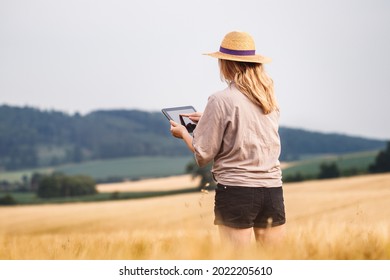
[0, 104, 387, 171]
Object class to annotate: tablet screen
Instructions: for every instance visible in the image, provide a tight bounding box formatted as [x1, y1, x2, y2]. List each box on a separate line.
[161, 106, 197, 133]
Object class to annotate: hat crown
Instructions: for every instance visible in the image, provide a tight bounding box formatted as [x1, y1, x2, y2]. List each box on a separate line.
[220, 31, 256, 51]
[203, 31, 271, 64]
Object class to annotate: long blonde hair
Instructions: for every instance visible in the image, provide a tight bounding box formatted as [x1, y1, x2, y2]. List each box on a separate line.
[219, 59, 278, 114]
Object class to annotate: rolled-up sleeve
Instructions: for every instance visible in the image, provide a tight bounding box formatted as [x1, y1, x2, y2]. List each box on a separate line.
[192, 94, 226, 167]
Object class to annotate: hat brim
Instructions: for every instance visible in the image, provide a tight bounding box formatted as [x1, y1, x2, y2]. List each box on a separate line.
[203, 51, 272, 64]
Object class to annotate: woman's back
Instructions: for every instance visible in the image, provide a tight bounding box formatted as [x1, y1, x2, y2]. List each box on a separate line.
[193, 83, 282, 188]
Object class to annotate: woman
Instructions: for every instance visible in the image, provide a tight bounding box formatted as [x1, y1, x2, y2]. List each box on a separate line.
[169, 31, 286, 247]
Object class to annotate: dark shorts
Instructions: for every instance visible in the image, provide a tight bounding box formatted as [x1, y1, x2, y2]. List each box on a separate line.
[214, 184, 286, 229]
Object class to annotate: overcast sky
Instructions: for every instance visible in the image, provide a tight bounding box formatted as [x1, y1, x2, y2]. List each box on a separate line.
[1, 0, 389, 140]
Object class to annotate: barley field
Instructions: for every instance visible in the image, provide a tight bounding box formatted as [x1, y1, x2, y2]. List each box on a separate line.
[1, 173, 390, 260]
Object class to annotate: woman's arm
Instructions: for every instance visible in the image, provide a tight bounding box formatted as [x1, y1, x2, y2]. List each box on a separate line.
[170, 120, 195, 153]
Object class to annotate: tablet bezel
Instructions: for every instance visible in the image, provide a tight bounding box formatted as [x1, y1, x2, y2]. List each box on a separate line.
[161, 106, 197, 133]
[161, 105, 196, 122]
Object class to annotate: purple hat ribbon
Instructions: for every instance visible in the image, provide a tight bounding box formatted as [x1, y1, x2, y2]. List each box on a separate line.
[219, 46, 256, 56]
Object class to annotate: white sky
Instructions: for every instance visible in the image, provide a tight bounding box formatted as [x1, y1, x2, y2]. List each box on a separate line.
[1, 0, 389, 140]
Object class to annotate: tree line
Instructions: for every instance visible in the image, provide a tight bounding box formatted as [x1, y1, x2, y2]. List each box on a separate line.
[283, 141, 390, 183]
[37, 173, 96, 198]
[0, 173, 97, 205]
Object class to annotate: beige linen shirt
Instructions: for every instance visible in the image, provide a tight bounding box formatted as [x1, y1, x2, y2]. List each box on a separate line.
[192, 84, 282, 188]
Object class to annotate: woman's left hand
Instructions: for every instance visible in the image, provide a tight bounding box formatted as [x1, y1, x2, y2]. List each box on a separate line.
[170, 120, 188, 139]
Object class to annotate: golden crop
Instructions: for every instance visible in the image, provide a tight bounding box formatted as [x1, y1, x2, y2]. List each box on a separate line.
[1, 173, 390, 260]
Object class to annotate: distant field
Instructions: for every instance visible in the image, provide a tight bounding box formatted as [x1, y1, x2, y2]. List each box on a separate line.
[282, 150, 378, 177]
[1, 151, 378, 184]
[54, 156, 194, 180]
[1, 173, 390, 260]
[2, 175, 196, 205]
[2, 175, 201, 204]
[0, 156, 194, 183]
[4, 187, 198, 205]
[97, 174, 201, 192]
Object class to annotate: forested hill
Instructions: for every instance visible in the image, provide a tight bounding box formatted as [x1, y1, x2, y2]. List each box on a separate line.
[0, 105, 386, 170]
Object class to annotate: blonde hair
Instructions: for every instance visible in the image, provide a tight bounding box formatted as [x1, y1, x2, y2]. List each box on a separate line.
[219, 59, 278, 114]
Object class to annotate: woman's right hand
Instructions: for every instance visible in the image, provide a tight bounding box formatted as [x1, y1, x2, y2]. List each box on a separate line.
[180, 112, 203, 123]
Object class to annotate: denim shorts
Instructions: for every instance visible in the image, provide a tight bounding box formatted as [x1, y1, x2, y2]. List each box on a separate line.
[214, 184, 286, 229]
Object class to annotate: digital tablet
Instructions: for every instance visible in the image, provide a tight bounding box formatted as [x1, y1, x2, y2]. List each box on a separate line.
[161, 106, 197, 133]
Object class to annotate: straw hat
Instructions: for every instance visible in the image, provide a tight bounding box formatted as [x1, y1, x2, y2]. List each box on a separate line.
[204, 31, 271, 64]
